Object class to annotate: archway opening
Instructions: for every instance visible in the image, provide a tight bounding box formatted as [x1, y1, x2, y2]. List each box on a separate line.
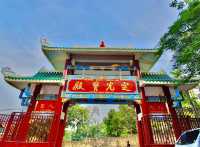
[63, 104, 138, 147]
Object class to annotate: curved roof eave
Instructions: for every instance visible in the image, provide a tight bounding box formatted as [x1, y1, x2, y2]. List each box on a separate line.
[42, 45, 161, 72]
[4, 78, 63, 90]
[3, 70, 64, 90]
[3, 69, 198, 91]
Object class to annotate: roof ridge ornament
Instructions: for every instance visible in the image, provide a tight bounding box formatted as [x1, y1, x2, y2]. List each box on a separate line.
[40, 37, 49, 46]
[99, 40, 106, 48]
[1, 67, 16, 77]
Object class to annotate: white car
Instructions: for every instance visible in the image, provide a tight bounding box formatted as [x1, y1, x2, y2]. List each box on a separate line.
[175, 128, 200, 147]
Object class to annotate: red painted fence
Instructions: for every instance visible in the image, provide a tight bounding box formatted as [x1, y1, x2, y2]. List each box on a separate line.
[0, 109, 200, 147]
[0, 112, 58, 147]
[141, 114, 200, 147]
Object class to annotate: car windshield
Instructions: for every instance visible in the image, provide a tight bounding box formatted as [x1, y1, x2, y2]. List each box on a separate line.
[177, 129, 199, 145]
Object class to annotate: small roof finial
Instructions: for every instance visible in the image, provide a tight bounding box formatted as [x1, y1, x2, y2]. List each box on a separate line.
[40, 37, 49, 46]
[1, 67, 16, 77]
[99, 40, 106, 48]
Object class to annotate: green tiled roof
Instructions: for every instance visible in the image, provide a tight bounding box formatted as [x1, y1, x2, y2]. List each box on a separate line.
[4, 71, 179, 87]
[4, 71, 63, 90]
[31, 71, 63, 81]
[5, 71, 63, 82]
[4, 70, 198, 90]
[3, 70, 198, 91]
[141, 72, 177, 84]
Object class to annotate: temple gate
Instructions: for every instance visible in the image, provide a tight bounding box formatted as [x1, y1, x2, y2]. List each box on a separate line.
[0, 41, 199, 147]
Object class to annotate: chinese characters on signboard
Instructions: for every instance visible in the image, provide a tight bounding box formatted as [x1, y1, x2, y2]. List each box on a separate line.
[68, 79, 137, 93]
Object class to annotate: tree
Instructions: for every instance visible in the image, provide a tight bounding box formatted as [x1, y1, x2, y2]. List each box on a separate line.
[181, 91, 200, 110]
[67, 105, 90, 141]
[66, 105, 106, 141]
[103, 105, 137, 137]
[86, 123, 107, 138]
[171, 69, 200, 111]
[68, 105, 89, 130]
[159, 0, 200, 79]
[66, 105, 137, 140]
[169, 0, 197, 9]
[169, 0, 185, 9]
[104, 109, 124, 137]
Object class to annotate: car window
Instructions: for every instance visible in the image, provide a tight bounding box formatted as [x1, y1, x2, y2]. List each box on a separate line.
[177, 130, 200, 145]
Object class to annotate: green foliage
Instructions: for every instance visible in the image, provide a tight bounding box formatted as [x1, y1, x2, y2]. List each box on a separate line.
[169, 0, 199, 9]
[103, 105, 137, 137]
[71, 123, 107, 141]
[71, 125, 88, 141]
[181, 92, 200, 108]
[66, 105, 137, 140]
[160, 1, 200, 79]
[67, 105, 90, 141]
[86, 123, 107, 138]
[67, 105, 106, 141]
[63, 130, 72, 141]
[169, 0, 185, 9]
[68, 105, 89, 129]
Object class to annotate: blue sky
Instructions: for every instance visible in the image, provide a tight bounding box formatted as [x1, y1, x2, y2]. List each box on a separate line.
[0, 0, 178, 113]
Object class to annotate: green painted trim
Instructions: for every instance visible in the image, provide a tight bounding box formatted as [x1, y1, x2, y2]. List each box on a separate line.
[42, 45, 158, 52]
[4, 70, 198, 91]
[4, 71, 179, 84]
[4, 71, 64, 84]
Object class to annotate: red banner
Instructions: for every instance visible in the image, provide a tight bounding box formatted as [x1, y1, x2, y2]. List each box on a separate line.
[35, 101, 56, 111]
[68, 79, 137, 93]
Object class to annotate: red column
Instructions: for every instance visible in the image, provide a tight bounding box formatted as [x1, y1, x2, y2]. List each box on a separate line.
[55, 101, 70, 147]
[48, 86, 63, 146]
[48, 53, 73, 146]
[132, 58, 148, 147]
[134, 60, 141, 78]
[133, 102, 145, 147]
[63, 54, 73, 91]
[162, 86, 182, 139]
[140, 87, 154, 146]
[27, 84, 42, 113]
[15, 84, 42, 141]
[50, 54, 73, 146]
[134, 58, 154, 146]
